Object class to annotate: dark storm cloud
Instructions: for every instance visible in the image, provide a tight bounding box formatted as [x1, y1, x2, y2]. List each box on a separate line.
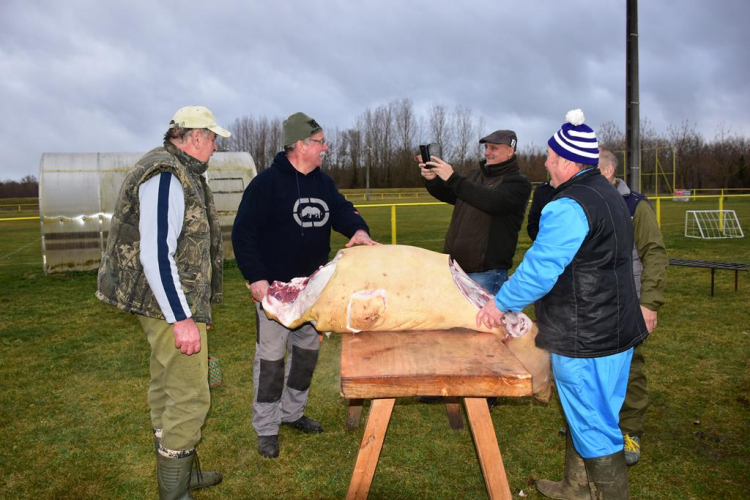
[1, 0, 748, 179]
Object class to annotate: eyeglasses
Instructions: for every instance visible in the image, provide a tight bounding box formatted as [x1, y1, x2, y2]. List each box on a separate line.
[308, 138, 327, 146]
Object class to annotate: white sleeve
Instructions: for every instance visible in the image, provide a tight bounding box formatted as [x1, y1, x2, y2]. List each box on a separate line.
[138, 172, 191, 323]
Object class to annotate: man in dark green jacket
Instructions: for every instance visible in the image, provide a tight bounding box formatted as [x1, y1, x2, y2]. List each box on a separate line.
[598, 147, 668, 466]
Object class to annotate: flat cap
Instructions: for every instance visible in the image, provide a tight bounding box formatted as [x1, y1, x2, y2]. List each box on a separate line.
[479, 130, 517, 148]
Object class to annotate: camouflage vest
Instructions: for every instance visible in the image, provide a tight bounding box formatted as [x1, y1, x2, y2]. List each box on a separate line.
[96, 142, 223, 324]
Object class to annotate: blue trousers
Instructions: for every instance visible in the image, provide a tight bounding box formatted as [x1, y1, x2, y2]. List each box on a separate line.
[552, 348, 633, 459]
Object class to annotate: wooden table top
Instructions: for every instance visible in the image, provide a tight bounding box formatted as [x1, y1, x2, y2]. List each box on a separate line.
[340, 329, 533, 399]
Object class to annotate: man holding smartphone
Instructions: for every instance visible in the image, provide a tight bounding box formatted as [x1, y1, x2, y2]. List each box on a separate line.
[419, 130, 531, 409]
[419, 130, 531, 295]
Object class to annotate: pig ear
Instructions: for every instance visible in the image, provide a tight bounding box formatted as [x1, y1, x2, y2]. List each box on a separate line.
[346, 290, 387, 333]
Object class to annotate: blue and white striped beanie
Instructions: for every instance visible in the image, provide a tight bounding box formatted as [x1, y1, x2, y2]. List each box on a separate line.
[547, 109, 599, 165]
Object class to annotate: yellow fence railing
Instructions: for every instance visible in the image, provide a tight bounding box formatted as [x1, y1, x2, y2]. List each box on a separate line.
[352, 195, 750, 242]
[0, 203, 38, 212]
[353, 202, 444, 244]
[3, 196, 749, 237]
[648, 194, 750, 227]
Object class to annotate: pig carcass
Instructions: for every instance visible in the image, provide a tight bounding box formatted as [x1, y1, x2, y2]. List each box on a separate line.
[261, 244, 550, 402]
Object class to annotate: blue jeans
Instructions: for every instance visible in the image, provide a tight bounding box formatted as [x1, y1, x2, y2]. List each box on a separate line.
[468, 269, 508, 295]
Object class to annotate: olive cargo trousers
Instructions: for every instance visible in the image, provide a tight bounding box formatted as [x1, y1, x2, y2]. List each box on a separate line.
[619, 342, 647, 437]
[139, 315, 210, 452]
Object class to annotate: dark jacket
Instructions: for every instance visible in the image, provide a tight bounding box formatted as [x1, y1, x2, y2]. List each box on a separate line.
[527, 181, 556, 241]
[425, 156, 531, 272]
[232, 151, 369, 284]
[535, 169, 648, 358]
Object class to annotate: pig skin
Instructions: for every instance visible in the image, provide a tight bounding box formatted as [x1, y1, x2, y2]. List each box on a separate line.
[262, 244, 551, 402]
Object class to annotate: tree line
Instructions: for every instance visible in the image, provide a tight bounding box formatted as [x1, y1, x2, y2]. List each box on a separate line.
[222, 98, 749, 193]
[222, 98, 546, 189]
[2, 103, 747, 199]
[0, 176, 38, 199]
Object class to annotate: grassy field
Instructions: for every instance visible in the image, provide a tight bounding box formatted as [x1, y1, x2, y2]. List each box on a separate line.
[1, 196, 749, 499]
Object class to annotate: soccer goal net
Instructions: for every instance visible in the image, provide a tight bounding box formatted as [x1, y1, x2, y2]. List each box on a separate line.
[684, 210, 744, 239]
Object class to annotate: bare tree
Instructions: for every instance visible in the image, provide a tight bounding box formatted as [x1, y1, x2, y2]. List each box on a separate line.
[597, 121, 626, 151]
[474, 115, 486, 162]
[428, 103, 452, 161]
[453, 105, 474, 173]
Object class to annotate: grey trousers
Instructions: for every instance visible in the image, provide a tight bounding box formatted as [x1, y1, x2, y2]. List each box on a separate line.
[253, 303, 320, 436]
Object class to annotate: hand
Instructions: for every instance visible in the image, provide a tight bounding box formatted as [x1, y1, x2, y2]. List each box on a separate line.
[425, 156, 454, 182]
[416, 155, 438, 180]
[173, 318, 201, 355]
[641, 306, 657, 333]
[248, 280, 270, 302]
[476, 300, 504, 331]
[345, 229, 379, 247]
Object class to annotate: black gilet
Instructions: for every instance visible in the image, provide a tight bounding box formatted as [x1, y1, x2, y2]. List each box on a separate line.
[535, 169, 648, 358]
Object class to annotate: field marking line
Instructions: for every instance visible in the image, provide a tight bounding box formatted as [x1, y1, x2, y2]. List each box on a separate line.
[1, 237, 41, 260]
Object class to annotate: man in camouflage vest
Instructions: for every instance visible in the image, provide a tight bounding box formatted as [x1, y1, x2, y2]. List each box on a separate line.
[97, 105, 229, 499]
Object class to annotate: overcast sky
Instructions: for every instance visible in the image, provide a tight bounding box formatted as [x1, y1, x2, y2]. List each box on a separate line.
[1, 0, 748, 180]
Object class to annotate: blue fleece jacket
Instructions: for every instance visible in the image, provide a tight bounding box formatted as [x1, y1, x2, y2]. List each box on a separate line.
[232, 151, 369, 284]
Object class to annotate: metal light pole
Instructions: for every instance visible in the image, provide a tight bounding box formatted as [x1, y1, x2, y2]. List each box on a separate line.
[626, 0, 641, 192]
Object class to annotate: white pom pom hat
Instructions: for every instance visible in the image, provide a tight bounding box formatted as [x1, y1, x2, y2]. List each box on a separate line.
[548, 109, 599, 165]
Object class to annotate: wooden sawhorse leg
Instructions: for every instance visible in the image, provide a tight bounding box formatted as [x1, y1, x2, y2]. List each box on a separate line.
[464, 397, 512, 500]
[444, 396, 464, 430]
[346, 398, 396, 500]
[346, 399, 364, 431]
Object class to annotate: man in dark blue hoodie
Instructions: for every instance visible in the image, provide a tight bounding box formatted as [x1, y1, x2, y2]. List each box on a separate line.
[232, 112, 376, 458]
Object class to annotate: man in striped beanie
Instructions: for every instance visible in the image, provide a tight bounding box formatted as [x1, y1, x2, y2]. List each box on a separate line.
[477, 109, 647, 499]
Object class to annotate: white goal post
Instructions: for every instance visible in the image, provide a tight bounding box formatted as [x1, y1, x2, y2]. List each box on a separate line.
[684, 210, 744, 239]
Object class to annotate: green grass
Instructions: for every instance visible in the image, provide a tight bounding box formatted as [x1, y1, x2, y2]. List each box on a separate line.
[1, 198, 749, 499]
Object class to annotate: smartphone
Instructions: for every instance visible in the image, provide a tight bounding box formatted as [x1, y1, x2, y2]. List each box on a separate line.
[419, 144, 432, 168]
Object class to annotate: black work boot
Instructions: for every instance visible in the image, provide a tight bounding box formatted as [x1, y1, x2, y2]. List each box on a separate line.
[156, 450, 194, 500]
[153, 429, 222, 490]
[584, 450, 629, 499]
[536, 432, 591, 499]
[282, 415, 323, 433]
[258, 435, 279, 458]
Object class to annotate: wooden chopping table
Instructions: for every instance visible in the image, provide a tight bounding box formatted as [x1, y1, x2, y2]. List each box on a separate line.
[340, 329, 533, 500]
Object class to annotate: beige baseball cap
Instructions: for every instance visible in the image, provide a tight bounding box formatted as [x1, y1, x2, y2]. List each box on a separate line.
[169, 106, 231, 138]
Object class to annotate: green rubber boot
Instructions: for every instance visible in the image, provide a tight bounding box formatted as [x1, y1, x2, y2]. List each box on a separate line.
[153, 430, 222, 491]
[584, 450, 629, 499]
[156, 451, 194, 500]
[536, 432, 591, 499]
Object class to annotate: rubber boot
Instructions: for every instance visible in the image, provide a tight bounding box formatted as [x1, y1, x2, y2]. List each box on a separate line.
[584, 450, 629, 500]
[156, 451, 194, 500]
[154, 430, 222, 491]
[536, 432, 591, 499]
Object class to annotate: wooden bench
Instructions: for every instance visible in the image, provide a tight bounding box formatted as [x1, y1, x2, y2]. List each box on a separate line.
[668, 258, 749, 297]
[340, 329, 533, 500]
